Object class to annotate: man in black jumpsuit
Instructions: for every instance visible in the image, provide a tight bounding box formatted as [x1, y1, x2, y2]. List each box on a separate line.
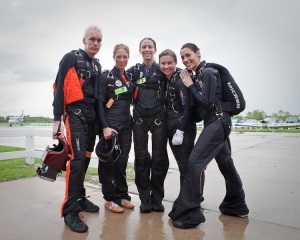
[52, 25, 102, 233]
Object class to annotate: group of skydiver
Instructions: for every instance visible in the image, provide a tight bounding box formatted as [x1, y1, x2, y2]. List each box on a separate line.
[51, 25, 249, 233]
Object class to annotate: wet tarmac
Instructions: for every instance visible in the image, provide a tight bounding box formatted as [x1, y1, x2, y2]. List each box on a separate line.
[0, 131, 300, 239]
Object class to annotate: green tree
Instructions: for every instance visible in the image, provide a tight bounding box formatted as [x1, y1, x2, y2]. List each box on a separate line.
[245, 109, 266, 120]
[272, 110, 291, 121]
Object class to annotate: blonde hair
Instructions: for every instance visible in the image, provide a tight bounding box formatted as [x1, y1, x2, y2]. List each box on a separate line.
[113, 43, 130, 58]
[84, 25, 102, 38]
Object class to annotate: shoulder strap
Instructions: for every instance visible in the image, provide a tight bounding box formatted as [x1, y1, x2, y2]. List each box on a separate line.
[134, 63, 141, 70]
[103, 70, 114, 80]
[74, 50, 85, 78]
[92, 58, 102, 73]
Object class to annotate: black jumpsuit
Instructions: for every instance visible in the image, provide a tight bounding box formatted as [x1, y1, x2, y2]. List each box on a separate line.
[95, 67, 134, 205]
[127, 62, 169, 211]
[53, 49, 101, 217]
[165, 69, 196, 187]
[171, 61, 249, 228]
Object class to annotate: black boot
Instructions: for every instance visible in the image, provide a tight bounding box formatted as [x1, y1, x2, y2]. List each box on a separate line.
[64, 213, 88, 233]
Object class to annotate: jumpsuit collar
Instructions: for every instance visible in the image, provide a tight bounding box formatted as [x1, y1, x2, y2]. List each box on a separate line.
[79, 48, 94, 61]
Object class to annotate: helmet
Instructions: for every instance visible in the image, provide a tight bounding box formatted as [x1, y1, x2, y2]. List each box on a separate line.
[36, 135, 70, 182]
[96, 133, 121, 163]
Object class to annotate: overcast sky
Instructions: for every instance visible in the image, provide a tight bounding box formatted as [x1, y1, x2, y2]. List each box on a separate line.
[0, 0, 299, 117]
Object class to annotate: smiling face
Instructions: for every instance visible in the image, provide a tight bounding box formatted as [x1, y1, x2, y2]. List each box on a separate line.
[114, 47, 129, 73]
[82, 29, 102, 58]
[159, 55, 176, 80]
[139, 39, 157, 61]
[180, 47, 201, 72]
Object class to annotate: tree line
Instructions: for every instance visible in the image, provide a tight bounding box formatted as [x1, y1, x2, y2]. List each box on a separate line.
[0, 110, 299, 123]
[236, 110, 299, 121]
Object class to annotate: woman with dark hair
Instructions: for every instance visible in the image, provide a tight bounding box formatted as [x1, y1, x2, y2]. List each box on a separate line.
[158, 49, 196, 188]
[127, 38, 169, 213]
[170, 43, 249, 229]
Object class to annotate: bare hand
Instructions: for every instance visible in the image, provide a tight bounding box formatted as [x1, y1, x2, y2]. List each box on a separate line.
[52, 121, 64, 139]
[103, 127, 118, 139]
[180, 69, 193, 87]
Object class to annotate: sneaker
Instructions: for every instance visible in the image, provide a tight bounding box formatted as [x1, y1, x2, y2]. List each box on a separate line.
[64, 213, 88, 233]
[78, 197, 99, 213]
[104, 201, 124, 213]
[121, 199, 135, 209]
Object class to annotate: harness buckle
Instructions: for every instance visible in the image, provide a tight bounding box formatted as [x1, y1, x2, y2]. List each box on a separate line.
[86, 71, 91, 78]
[171, 103, 178, 113]
[113, 94, 119, 100]
[157, 89, 161, 99]
[135, 118, 143, 125]
[108, 71, 114, 79]
[154, 118, 162, 126]
[77, 69, 85, 78]
[216, 112, 223, 119]
[74, 109, 82, 116]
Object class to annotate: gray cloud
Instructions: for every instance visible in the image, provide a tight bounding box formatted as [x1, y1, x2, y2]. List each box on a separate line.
[0, 0, 299, 116]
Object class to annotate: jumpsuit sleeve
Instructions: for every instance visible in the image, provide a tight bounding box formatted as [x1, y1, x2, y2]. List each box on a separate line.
[52, 52, 75, 121]
[95, 73, 109, 129]
[188, 68, 218, 110]
[126, 65, 137, 83]
[176, 76, 192, 131]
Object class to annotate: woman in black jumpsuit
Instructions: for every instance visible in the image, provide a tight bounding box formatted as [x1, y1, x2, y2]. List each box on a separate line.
[127, 38, 169, 213]
[95, 44, 134, 213]
[171, 43, 249, 229]
[158, 49, 196, 188]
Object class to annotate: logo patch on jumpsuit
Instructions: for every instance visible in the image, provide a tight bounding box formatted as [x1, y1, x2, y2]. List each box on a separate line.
[76, 138, 80, 151]
[115, 80, 122, 87]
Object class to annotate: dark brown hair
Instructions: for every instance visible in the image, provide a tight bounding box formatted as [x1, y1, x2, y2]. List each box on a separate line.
[159, 49, 177, 64]
[139, 37, 157, 50]
[181, 43, 199, 53]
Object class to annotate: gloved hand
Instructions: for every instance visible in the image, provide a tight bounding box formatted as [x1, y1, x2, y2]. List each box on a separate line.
[172, 129, 184, 145]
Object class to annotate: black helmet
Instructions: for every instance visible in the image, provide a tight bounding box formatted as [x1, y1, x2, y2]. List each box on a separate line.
[96, 133, 121, 163]
[36, 135, 70, 182]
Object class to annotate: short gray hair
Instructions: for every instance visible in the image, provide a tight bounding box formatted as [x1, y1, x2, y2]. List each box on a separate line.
[84, 25, 102, 38]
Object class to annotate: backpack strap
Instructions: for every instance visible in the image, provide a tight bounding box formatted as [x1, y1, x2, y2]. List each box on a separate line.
[74, 50, 85, 79]
[74, 49, 98, 79]
[197, 63, 223, 118]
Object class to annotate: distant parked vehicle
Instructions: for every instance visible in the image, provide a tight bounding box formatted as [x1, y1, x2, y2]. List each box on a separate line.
[231, 118, 240, 129]
[285, 117, 299, 123]
[263, 117, 283, 123]
[235, 119, 261, 129]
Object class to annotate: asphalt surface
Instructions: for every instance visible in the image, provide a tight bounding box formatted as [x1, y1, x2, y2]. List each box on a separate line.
[0, 128, 300, 239]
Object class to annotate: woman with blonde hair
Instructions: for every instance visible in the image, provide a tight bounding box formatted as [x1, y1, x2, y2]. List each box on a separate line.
[95, 43, 134, 213]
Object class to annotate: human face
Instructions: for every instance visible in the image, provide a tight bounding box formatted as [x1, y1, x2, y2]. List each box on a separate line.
[139, 39, 156, 61]
[180, 47, 200, 72]
[114, 48, 129, 72]
[159, 55, 176, 80]
[83, 29, 102, 58]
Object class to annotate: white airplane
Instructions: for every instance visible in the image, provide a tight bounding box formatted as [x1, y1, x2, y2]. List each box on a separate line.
[8, 111, 25, 126]
[235, 118, 300, 132]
